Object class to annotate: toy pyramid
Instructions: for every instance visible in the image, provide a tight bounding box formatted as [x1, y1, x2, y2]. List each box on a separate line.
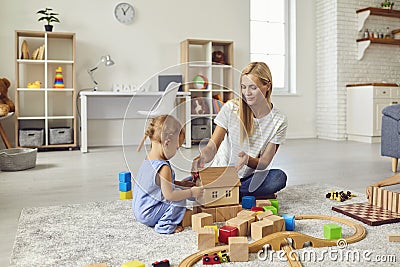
[53, 66, 65, 88]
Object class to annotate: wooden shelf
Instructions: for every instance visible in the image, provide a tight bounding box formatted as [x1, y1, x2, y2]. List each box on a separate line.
[357, 37, 400, 60]
[357, 7, 400, 31]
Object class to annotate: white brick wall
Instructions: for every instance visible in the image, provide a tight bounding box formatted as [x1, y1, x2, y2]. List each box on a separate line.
[316, 0, 400, 140]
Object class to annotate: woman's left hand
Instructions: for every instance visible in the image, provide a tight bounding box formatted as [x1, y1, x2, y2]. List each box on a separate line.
[236, 151, 249, 172]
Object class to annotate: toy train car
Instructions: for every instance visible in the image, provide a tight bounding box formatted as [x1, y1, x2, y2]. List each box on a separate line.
[152, 259, 170, 267]
[202, 253, 220, 265]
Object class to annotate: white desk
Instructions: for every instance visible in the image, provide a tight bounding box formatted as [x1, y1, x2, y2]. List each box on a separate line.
[80, 91, 191, 152]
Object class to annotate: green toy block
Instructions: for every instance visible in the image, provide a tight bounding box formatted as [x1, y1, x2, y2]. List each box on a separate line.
[268, 199, 279, 211]
[263, 205, 277, 215]
[122, 260, 145, 267]
[324, 223, 342, 240]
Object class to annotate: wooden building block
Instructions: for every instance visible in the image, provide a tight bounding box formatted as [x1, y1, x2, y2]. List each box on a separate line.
[242, 195, 256, 209]
[237, 210, 256, 219]
[398, 193, 400, 214]
[282, 214, 295, 231]
[367, 186, 373, 205]
[84, 263, 107, 267]
[264, 215, 285, 233]
[192, 205, 202, 214]
[269, 199, 279, 211]
[388, 235, 400, 242]
[373, 186, 379, 206]
[377, 188, 384, 208]
[383, 189, 389, 210]
[256, 199, 271, 207]
[229, 236, 249, 262]
[251, 220, 273, 241]
[199, 206, 217, 222]
[120, 191, 132, 200]
[226, 217, 248, 236]
[192, 213, 213, 232]
[198, 228, 216, 250]
[256, 210, 273, 221]
[324, 223, 342, 240]
[182, 209, 192, 228]
[122, 260, 145, 267]
[388, 191, 393, 212]
[215, 204, 242, 222]
[392, 192, 399, 213]
[204, 225, 218, 243]
[241, 215, 256, 235]
[263, 205, 277, 215]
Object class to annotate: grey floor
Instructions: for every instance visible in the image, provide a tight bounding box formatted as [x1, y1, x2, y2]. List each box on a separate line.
[1, 138, 399, 266]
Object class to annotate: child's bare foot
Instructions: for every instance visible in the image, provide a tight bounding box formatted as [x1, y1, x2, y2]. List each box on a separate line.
[174, 225, 184, 233]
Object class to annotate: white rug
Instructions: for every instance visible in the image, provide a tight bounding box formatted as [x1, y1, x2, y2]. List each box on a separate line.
[10, 184, 400, 267]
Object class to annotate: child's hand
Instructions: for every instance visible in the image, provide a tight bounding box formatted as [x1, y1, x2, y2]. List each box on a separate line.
[190, 186, 204, 198]
[192, 154, 205, 173]
[236, 151, 249, 171]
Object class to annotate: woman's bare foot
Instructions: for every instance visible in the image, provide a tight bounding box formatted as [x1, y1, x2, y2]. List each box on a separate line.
[174, 225, 184, 233]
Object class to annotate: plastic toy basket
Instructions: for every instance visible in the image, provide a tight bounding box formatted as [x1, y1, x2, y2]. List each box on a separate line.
[0, 148, 37, 171]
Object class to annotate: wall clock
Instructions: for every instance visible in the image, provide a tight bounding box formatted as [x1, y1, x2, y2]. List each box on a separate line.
[114, 2, 135, 25]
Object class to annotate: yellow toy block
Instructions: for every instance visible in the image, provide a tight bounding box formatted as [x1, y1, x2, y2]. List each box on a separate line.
[120, 190, 132, 200]
[204, 225, 219, 243]
[122, 260, 145, 267]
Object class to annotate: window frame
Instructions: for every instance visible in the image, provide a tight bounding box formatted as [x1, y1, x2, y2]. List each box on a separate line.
[250, 0, 295, 94]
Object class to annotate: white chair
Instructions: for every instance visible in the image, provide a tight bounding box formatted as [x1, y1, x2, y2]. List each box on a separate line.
[137, 81, 181, 118]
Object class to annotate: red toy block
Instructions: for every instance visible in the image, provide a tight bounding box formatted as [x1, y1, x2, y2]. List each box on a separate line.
[218, 225, 239, 244]
[251, 206, 264, 212]
[152, 259, 170, 267]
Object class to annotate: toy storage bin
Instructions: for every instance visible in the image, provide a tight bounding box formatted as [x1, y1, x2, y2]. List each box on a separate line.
[49, 127, 73, 144]
[0, 148, 37, 171]
[191, 124, 210, 140]
[19, 128, 44, 147]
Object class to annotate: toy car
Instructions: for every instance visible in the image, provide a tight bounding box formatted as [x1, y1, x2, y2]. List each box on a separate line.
[202, 253, 220, 265]
[152, 259, 170, 267]
[218, 250, 230, 263]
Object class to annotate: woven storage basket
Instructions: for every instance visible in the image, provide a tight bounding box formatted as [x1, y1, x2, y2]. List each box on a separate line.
[0, 148, 37, 171]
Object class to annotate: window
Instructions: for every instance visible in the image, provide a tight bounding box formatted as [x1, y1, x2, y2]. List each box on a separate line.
[250, 0, 294, 93]
[225, 190, 232, 198]
[211, 191, 218, 198]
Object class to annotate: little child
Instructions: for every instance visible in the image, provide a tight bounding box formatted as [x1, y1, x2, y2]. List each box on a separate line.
[133, 115, 204, 234]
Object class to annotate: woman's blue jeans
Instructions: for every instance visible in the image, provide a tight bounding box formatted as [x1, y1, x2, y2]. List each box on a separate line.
[239, 169, 287, 199]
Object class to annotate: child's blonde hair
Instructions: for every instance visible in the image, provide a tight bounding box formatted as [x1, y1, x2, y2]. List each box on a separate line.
[137, 115, 185, 151]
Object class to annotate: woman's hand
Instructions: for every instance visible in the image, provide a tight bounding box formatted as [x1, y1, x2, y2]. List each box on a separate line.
[192, 154, 206, 173]
[190, 186, 204, 198]
[175, 180, 195, 188]
[236, 151, 249, 172]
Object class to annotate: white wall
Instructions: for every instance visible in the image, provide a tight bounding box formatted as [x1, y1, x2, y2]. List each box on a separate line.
[0, 0, 318, 147]
[316, 0, 400, 140]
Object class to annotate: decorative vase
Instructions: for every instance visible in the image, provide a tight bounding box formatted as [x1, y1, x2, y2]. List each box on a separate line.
[44, 25, 53, 32]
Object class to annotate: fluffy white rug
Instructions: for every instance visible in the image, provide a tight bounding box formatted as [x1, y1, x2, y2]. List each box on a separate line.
[10, 184, 400, 267]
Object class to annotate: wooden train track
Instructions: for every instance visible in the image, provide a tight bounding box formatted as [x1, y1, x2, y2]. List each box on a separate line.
[178, 214, 366, 267]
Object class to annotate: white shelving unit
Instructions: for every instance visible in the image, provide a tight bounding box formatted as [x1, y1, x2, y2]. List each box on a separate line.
[15, 30, 77, 149]
[180, 39, 234, 142]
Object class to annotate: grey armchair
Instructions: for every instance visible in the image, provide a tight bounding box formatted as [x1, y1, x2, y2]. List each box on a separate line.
[381, 104, 400, 172]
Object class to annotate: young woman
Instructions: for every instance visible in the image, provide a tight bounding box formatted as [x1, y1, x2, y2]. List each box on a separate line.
[133, 115, 203, 234]
[192, 62, 288, 198]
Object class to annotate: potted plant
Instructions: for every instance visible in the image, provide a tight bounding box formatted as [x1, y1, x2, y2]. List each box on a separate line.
[37, 8, 60, 32]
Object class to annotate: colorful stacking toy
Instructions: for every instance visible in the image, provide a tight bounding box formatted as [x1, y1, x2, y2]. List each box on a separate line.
[119, 171, 132, 200]
[53, 66, 65, 88]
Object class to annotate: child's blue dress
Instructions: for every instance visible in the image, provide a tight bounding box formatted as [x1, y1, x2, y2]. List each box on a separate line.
[132, 159, 186, 234]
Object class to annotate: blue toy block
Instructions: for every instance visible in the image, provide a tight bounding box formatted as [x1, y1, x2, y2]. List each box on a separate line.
[119, 171, 131, 182]
[119, 181, 132, 192]
[282, 214, 295, 231]
[242, 196, 256, 209]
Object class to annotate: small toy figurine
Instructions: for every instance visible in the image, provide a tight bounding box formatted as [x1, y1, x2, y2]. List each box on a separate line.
[152, 259, 170, 267]
[326, 190, 356, 202]
[202, 253, 220, 265]
[218, 250, 230, 263]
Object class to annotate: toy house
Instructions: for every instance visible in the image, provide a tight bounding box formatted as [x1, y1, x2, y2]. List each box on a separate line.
[196, 166, 241, 207]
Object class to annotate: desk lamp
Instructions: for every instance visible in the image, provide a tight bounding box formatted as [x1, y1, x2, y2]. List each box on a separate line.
[87, 55, 115, 91]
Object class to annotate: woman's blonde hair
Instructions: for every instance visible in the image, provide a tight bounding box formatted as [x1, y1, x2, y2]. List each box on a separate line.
[137, 115, 185, 151]
[239, 62, 273, 144]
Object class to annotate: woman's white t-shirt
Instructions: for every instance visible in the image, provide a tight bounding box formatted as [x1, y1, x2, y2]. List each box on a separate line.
[211, 98, 288, 179]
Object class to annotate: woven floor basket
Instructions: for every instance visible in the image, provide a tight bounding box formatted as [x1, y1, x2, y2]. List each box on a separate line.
[0, 148, 37, 171]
